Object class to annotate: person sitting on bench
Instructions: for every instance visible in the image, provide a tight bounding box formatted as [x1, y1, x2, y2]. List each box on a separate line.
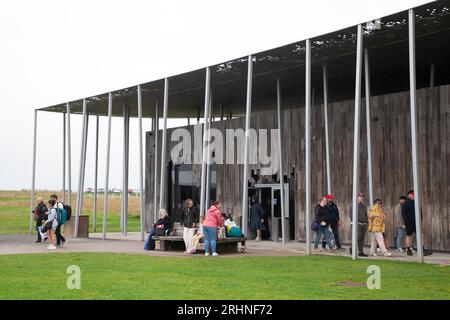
[144, 209, 171, 251]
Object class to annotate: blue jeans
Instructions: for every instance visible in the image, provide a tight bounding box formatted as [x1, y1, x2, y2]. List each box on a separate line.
[203, 226, 217, 254]
[396, 227, 406, 250]
[314, 225, 333, 249]
[144, 229, 156, 250]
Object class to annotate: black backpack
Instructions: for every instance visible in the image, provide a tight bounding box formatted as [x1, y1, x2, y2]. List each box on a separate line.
[64, 204, 72, 221]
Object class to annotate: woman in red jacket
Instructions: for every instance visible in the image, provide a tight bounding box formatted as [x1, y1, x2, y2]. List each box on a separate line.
[203, 200, 224, 256]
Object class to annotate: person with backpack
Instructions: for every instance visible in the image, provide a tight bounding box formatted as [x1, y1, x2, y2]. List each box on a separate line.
[41, 199, 58, 250]
[33, 197, 48, 243]
[50, 194, 67, 247]
[313, 197, 336, 252]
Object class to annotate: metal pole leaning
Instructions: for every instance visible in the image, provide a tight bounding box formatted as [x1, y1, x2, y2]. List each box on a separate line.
[67, 103, 72, 206]
[323, 65, 332, 195]
[241, 55, 253, 237]
[138, 85, 145, 241]
[154, 100, 159, 223]
[75, 99, 88, 238]
[30, 109, 38, 233]
[277, 78, 287, 245]
[62, 112, 66, 203]
[205, 89, 213, 209]
[159, 78, 169, 211]
[93, 114, 99, 232]
[124, 105, 130, 236]
[364, 49, 374, 208]
[103, 93, 113, 240]
[305, 40, 312, 255]
[199, 68, 211, 217]
[409, 8, 424, 262]
[351, 25, 363, 260]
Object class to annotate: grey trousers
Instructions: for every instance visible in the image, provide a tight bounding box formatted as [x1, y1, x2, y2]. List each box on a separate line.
[358, 223, 368, 253]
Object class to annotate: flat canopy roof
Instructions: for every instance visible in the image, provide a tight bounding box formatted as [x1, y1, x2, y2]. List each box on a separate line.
[39, 0, 450, 118]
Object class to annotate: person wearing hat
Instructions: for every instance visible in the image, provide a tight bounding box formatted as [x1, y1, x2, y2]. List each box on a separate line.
[348, 192, 368, 257]
[322, 194, 342, 250]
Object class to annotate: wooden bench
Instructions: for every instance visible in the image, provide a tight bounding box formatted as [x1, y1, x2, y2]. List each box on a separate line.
[152, 222, 246, 253]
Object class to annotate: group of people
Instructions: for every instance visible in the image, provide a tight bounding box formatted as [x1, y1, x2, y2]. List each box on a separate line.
[312, 190, 431, 257]
[33, 194, 68, 250]
[144, 199, 244, 256]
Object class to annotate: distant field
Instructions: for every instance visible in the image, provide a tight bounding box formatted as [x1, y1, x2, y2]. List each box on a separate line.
[0, 190, 141, 235]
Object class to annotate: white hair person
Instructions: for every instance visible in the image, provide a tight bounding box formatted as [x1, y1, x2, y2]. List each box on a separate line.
[159, 208, 169, 219]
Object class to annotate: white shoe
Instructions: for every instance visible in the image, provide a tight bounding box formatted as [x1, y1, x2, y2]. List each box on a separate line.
[254, 237, 261, 242]
[376, 248, 381, 253]
[396, 248, 404, 253]
[204, 253, 210, 256]
[47, 245, 56, 250]
[212, 252, 219, 256]
[383, 252, 392, 257]
[369, 252, 377, 257]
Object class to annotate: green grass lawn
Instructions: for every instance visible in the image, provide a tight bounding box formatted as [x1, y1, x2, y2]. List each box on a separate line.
[0, 253, 449, 299]
[0, 191, 141, 235]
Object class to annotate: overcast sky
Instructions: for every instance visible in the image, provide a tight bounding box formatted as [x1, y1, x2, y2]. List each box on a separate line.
[0, 0, 431, 191]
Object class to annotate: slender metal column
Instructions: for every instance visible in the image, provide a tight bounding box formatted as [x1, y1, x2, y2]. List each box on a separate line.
[364, 49, 374, 207]
[30, 110, 38, 233]
[67, 103, 72, 206]
[205, 90, 213, 208]
[154, 100, 159, 223]
[277, 78, 287, 245]
[75, 99, 88, 238]
[124, 105, 130, 236]
[241, 55, 253, 237]
[137, 85, 145, 241]
[62, 112, 66, 203]
[305, 40, 312, 255]
[199, 68, 211, 217]
[409, 9, 424, 262]
[351, 25, 363, 260]
[159, 79, 169, 211]
[103, 93, 113, 239]
[323, 65, 331, 195]
[93, 114, 99, 232]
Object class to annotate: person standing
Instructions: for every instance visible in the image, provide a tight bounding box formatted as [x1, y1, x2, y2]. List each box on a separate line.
[395, 196, 407, 252]
[368, 199, 392, 257]
[313, 197, 336, 252]
[34, 197, 48, 243]
[349, 192, 369, 257]
[50, 194, 66, 247]
[180, 199, 199, 254]
[249, 195, 265, 241]
[322, 194, 342, 250]
[43, 199, 58, 250]
[203, 200, 223, 256]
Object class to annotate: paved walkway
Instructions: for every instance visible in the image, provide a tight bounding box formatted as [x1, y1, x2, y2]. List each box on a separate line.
[1, 233, 449, 265]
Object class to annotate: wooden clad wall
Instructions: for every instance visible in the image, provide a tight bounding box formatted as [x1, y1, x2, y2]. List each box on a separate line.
[145, 84, 450, 251]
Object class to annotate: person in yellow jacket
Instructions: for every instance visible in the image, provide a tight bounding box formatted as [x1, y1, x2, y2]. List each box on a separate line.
[368, 199, 392, 257]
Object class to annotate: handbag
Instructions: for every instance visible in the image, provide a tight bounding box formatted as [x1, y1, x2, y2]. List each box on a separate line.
[311, 221, 319, 232]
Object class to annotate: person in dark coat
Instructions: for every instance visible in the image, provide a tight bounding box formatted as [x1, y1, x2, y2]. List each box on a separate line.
[34, 197, 47, 243]
[249, 195, 265, 241]
[322, 194, 342, 250]
[180, 199, 199, 253]
[313, 197, 336, 252]
[144, 209, 171, 250]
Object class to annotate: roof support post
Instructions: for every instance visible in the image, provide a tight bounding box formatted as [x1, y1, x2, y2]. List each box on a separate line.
[93, 114, 99, 232]
[200, 68, 211, 217]
[351, 24, 363, 260]
[103, 93, 113, 240]
[30, 110, 38, 233]
[323, 65, 332, 195]
[241, 55, 253, 236]
[430, 63, 435, 88]
[138, 85, 145, 241]
[205, 89, 213, 209]
[122, 104, 130, 236]
[364, 49, 374, 208]
[159, 78, 169, 211]
[75, 99, 88, 238]
[154, 100, 159, 223]
[67, 103, 72, 206]
[305, 40, 312, 255]
[409, 8, 424, 262]
[62, 112, 66, 203]
[277, 78, 287, 245]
